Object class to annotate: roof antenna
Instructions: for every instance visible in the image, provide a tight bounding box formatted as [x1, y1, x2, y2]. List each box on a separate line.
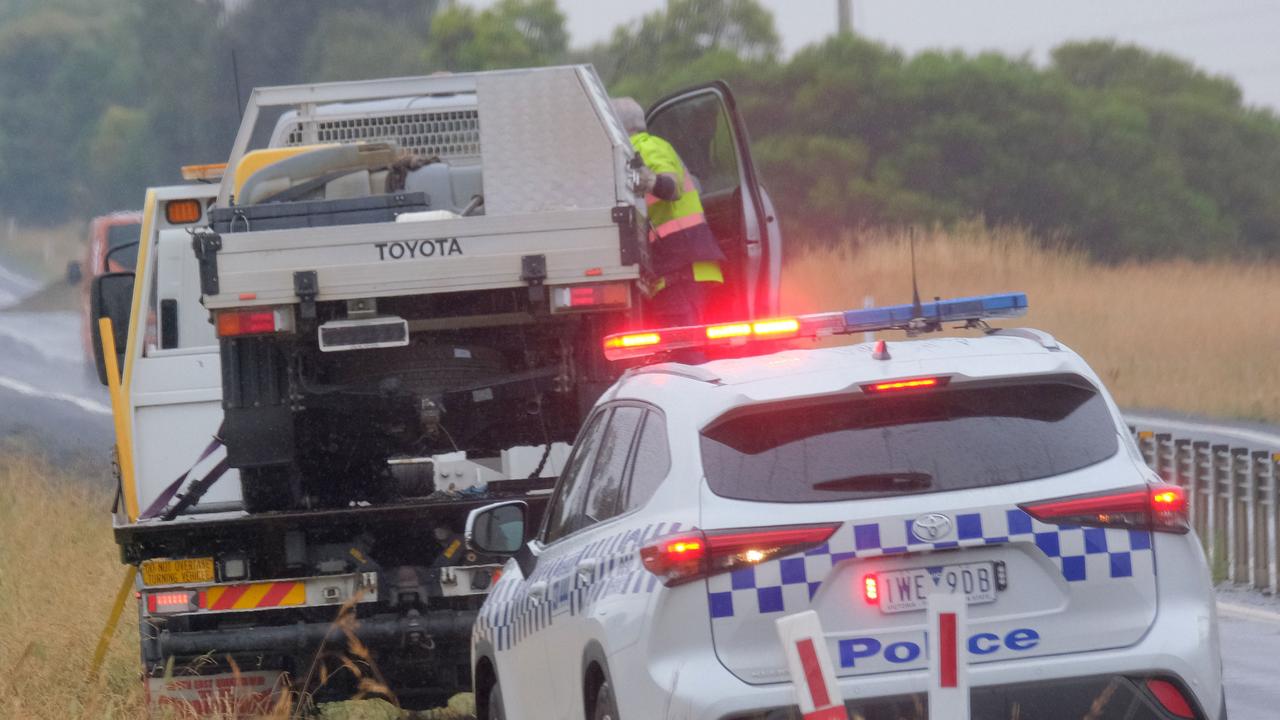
[231, 49, 244, 120]
[909, 226, 923, 319]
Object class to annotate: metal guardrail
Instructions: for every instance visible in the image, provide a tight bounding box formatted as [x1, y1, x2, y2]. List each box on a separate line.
[1134, 429, 1280, 594]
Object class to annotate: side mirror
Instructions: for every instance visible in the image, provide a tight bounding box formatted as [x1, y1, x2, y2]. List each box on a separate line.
[90, 272, 135, 386]
[65, 260, 82, 286]
[465, 501, 527, 555]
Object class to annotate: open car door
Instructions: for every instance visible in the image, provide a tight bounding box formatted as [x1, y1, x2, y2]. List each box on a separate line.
[646, 81, 782, 321]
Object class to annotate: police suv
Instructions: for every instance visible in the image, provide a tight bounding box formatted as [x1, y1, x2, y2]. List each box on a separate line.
[464, 294, 1224, 720]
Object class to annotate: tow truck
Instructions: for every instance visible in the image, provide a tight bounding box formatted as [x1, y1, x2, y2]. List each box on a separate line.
[87, 65, 781, 710]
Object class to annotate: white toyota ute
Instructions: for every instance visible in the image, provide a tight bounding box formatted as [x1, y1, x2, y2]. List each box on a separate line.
[464, 293, 1224, 720]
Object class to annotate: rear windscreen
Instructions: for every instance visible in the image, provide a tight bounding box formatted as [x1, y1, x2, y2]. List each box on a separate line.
[106, 222, 142, 269]
[700, 378, 1119, 502]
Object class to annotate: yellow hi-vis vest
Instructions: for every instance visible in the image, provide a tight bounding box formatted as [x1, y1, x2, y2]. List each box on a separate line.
[630, 132, 724, 284]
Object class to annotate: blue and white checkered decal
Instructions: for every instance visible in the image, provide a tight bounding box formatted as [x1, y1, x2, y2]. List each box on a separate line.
[706, 507, 1154, 620]
[473, 521, 682, 651]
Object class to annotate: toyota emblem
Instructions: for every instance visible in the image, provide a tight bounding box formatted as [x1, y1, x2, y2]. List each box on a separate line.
[911, 513, 954, 542]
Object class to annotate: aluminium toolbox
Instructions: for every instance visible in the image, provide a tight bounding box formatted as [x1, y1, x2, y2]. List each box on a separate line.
[209, 192, 429, 234]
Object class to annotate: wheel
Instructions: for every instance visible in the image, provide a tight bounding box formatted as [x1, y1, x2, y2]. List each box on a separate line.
[239, 465, 293, 513]
[591, 680, 619, 720]
[487, 679, 506, 720]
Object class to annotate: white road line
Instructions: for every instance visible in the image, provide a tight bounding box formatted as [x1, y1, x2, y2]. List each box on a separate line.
[1218, 601, 1280, 626]
[0, 375, 112, 415]
[1124, 413, 1280, 449]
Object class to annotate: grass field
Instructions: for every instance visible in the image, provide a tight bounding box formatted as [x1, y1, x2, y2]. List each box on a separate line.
[782, 226, 1280, 423]
[0, 449, 145, 719]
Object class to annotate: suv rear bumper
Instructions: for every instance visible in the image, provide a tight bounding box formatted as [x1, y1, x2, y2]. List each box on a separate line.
[616, 534, 1223, 720]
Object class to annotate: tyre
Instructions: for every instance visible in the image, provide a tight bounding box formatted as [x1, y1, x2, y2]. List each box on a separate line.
[239, 465, 293, 513]
[591, 680, 619, 720]
[487, 680, 507, 720]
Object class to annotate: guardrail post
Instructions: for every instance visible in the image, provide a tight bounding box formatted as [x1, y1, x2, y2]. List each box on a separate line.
[1250, 450, 1268, 591]
[1211, 444, 1230, 580]
[1176, 438, 1196, 524]
[1217, 445, 1237, 583]
[1195, 442, 1213, 559]
[1155, 433, 1174, 483]
[1137, 431, 1157, 470]
[1269, 453, 1280, 596]
[1232, 447, 1251, 586]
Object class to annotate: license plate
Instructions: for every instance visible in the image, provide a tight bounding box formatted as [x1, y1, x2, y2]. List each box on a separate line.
[318, 317, 409, 352]
[141, 557, 215, 586]
[877, 561, 999, 614]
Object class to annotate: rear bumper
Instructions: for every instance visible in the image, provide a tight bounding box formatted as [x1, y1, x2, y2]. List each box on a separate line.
[616, 535, 1222, 720]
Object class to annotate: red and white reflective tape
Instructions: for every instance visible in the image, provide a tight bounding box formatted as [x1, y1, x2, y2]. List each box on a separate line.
[927, 593, 970, 720]
[776, 611, 850, 720]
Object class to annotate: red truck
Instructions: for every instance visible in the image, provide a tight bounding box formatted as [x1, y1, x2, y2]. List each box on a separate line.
[80, 211, 142, 362]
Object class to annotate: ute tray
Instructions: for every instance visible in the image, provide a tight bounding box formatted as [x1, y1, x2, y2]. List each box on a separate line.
[210, 192, 429, 234]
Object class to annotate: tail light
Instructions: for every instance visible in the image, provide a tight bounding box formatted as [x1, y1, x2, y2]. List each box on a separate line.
[146, 590, 197, 615]
[1020, 483, 1189, 534]
[550, 282, 631, 313]
[215, 306, 295, 338]
[640, 523, 840, 587]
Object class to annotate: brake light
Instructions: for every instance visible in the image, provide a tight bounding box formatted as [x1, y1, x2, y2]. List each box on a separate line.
[215, 307, 295, 338]
[1020, 483, 1189, 534]
[550, 282, 630, 313]
[862, 575, 879, 604]
[864, 377, 945, 393]
[641, 523, 840, 587]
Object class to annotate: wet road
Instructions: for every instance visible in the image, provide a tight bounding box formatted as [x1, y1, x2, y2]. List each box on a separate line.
[0, 264, 112, 462]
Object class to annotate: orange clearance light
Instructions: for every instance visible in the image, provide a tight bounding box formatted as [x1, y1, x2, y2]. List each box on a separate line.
[606, 332, 661, 350]
[752, 318, 800, 336]
[871, 378, 940, 393]
[863, 575, 879, 603]
[706, 323, 751, 340]
[180, 162, 227, 182]
[165, 199, 202, 224]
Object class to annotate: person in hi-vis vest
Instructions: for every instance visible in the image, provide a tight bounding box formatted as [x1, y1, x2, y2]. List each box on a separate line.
[612, 97, 727, 329]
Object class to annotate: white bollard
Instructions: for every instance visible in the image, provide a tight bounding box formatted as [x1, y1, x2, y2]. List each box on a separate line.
[776, 610, 849, 720]
[927, 593, 970, 720]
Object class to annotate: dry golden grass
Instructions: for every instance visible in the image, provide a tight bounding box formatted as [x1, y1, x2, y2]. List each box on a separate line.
[782, 224, 1280, 423]
[0, 450, 464, 719]
[0, 450, 146, 719]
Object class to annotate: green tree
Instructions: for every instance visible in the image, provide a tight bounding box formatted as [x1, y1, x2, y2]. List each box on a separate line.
[426, 0, 567, 71]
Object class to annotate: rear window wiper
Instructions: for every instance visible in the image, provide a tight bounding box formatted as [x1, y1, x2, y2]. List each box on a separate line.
[811, 472, 933, 492]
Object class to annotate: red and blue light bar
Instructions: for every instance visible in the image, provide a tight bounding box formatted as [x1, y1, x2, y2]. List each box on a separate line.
[603, 292, 1028, 361]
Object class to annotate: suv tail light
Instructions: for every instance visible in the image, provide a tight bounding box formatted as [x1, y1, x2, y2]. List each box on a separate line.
[1020, 483, 1189, 534]
[640, 523, 840, 587]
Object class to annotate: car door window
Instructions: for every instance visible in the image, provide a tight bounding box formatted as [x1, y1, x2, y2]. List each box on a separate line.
[582, 406, 644, 526]
[647, 93, 741, 198]
[624, 411, 671, 512]
[542, 409, 610, 543]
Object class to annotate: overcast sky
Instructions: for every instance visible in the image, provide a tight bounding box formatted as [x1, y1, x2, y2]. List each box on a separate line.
[471, 0, 1280, 110]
